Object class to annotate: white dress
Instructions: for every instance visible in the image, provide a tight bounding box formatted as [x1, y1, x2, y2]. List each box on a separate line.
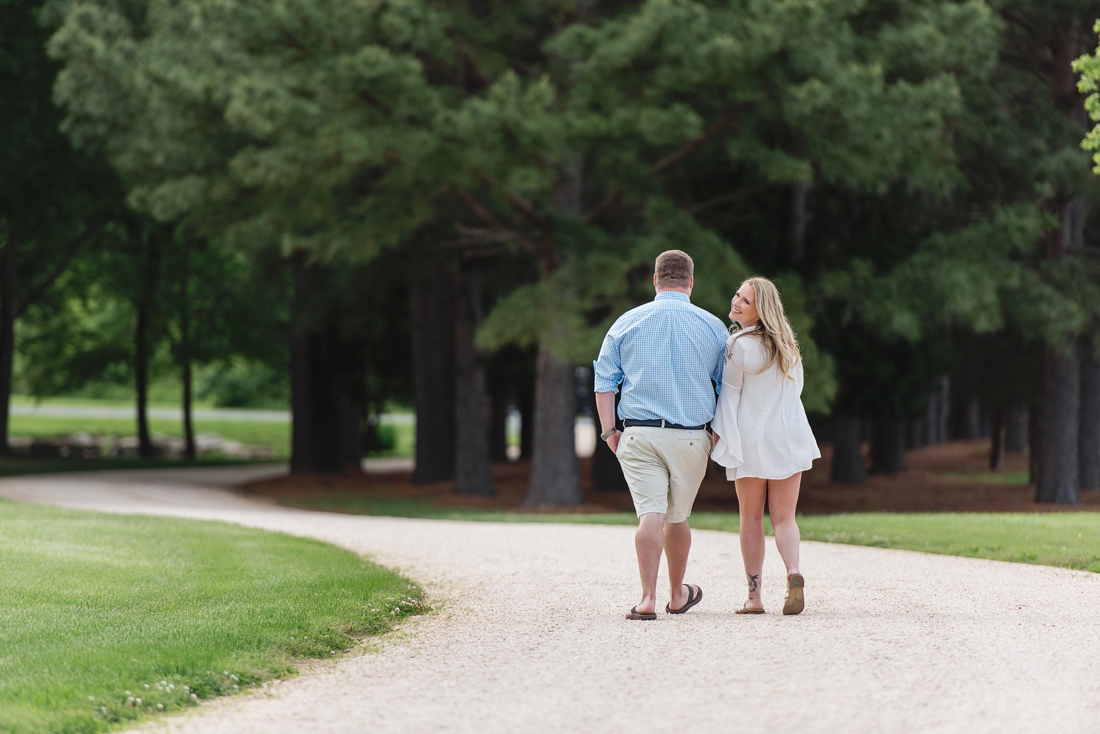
[710, 327, 821, 480]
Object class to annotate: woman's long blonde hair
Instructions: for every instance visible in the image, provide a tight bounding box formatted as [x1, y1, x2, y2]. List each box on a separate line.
[730, 277, 801, 377]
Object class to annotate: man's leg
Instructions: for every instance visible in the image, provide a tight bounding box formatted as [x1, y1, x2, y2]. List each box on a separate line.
[663, 430, 712, 611]
[634, 512, 666, 615]
[664, 519, 692, 610]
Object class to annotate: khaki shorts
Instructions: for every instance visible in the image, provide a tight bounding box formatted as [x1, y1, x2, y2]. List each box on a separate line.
[616, 426, 713, 523]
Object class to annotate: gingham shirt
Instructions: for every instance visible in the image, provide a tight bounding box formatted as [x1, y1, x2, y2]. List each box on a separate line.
[593, 291, 728, 426]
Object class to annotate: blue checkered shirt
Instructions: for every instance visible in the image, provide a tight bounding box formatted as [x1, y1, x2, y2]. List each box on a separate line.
[593, 291, 728, 426]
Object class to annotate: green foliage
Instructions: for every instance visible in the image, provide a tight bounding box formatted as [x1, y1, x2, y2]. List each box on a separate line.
[0, 500, 424, 733]
[820, 205, 1050, 341]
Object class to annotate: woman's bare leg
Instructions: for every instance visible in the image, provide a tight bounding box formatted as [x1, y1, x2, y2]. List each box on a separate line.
[767, 473, 802, 578]
[735, 477, 768, 609]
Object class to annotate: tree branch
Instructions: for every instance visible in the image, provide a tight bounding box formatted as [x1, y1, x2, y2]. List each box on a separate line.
[448, 187, 539, 254]
[584, 110, 740, 223]
[475, 172, 550, 231]
[685, 182, 770, 215]
[17, 222, 104, 318]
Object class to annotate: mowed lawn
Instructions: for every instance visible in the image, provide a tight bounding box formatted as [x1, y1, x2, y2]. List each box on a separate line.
[9, 415, 291, 459]
[282, 496, 1100, 574]
[0, 500, 423, 734]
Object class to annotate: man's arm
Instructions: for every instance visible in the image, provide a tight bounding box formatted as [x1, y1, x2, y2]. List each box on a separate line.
[595, 391, 620, 454]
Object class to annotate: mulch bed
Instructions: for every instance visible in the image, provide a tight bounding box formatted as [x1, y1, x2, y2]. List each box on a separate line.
[241, 439, 1100, 515]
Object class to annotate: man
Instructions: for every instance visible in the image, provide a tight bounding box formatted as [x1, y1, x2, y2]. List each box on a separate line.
[593, 250, 728, 620]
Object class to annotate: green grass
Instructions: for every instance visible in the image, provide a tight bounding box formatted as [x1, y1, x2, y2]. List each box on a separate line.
[941, 471, 1030, 484]
[9, 416, 291, 459]
[0, 500, 423, 734]
[283, 495, 1100, 574]
[367, 423, 415, 458]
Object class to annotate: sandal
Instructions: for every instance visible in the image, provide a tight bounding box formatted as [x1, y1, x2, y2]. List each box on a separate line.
[783, 573, 805, 616]
[666, 584, 703, 615]
[735, 603, 765, 615]
[626, 605, 657, 621]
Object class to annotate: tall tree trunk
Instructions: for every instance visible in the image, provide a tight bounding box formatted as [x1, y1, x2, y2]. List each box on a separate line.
[924, 376, 949, 446]
[135, 237, 163, 459]
[989, 405, 1005, 471]
[489, 384, 510, 463]
[337, 394, 363, 472]
[870, 418, 907, 474]
[453, 271, 494, 496]
[830, 415, 865, 483]
[525, 157, 585, 506]
[0, 228, 17, 456]
[1005, 403, 1029, 453]
[788, 181, 809, 263]
[1036, 343, 1080, 504]
[410, 259, 456, 483]
[1028, 407, 1041, 485]
[518, 353, 535, 460]
[1079, 338, 1100, 490]
[179, 243, 196, 460]
[290, 263, 341, 473]
[526, 341, 584, 505]
[906, 420, 925, 451]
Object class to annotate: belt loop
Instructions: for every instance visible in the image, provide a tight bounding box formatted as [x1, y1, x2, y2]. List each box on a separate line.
[661, 419, 666, 428]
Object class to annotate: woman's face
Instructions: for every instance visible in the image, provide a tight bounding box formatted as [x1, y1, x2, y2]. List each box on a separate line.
[730, 283, 758, 328]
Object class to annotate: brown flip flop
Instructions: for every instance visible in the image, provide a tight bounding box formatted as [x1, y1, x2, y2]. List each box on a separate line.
[735, 604, 766, 615]
[783, 573, 805, 616]
[666, 584, 703, 615]
[626, 605, 657, 621]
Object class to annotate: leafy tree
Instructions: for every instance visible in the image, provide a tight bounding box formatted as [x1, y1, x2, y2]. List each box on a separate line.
[0, 0, 121, 452]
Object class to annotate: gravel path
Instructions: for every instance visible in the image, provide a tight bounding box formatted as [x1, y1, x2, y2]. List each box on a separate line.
[1, 467, 1097, 733]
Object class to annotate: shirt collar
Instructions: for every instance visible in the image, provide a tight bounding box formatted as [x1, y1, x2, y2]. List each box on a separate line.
[654, 291, 690, 303]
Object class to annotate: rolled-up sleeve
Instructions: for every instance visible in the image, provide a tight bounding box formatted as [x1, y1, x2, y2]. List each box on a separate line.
[593, 332, 623, 393]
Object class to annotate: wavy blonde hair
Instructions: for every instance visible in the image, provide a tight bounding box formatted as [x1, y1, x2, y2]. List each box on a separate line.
[730, 277, 801, 377]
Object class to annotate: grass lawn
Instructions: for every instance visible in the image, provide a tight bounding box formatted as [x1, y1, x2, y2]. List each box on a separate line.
[0, 500, 423, 734]
[9, 415, 291, 459]
[282, 495, 1100, 574]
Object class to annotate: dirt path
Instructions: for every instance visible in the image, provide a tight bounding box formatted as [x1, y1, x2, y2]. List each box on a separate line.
[1, 467, 1097, 733]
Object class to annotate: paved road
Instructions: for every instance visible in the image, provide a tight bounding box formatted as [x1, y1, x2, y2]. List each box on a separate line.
[0, 467, 1097, 734]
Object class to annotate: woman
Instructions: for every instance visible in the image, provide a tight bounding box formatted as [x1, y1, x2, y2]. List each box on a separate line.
[710, 277, 820, 615]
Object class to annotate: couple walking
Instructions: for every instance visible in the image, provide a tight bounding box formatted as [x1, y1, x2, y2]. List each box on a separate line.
[594, 250, 820, 619]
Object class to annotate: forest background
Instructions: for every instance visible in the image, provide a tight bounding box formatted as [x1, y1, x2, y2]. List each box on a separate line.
[3, 0, 1100, 506]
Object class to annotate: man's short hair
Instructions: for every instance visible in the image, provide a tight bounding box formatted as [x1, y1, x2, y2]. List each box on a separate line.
[654, 250, 694, 289]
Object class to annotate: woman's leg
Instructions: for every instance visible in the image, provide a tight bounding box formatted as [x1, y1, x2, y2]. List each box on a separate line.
[735, 477, 768, 609]
[767, 472, 802, 578]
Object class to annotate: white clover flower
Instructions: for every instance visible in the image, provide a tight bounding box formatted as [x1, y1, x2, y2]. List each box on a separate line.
[89, 696, 95, 701]
[136, 698, 142, 705]
[223, 671, 229, 676]
[125, 691, 131, 696]
[233, 685, 239, 690]
[157, 704, 164, 710]
[144, 684, 150, 689]
[191, 694, 198, 701]
[160, 681, 167, 686]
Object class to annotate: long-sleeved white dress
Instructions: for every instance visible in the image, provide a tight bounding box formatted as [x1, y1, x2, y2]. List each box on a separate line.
[710, 328, 821, 480]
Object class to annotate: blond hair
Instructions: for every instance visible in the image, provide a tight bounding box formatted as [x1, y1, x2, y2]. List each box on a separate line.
[730, 277, 801, 377]
[654, 250, 693, 289]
